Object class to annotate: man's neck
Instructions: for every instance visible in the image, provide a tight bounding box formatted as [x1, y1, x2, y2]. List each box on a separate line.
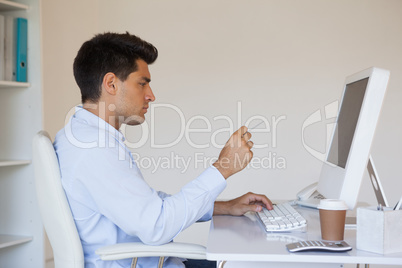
[82, 101, 119, 130]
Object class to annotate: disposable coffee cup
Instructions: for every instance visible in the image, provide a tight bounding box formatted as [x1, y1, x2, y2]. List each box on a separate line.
[318, 199, 348, 241]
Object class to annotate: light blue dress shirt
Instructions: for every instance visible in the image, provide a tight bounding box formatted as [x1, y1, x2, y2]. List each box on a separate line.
[54, 107, 226, 268]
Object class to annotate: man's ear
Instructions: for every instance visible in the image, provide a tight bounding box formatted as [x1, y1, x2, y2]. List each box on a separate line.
[103, 72, 118, 96]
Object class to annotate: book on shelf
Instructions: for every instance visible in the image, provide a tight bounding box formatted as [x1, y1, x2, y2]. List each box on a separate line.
[1, 16, 27, 83]
[4, 16, 14, 81]
[0, 15, 4, 80]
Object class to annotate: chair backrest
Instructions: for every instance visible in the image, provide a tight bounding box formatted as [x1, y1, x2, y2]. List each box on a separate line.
[33, 131, 84, 268]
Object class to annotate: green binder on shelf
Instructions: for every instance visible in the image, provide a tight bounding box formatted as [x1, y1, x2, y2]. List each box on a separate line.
[16, 18, 27, 82]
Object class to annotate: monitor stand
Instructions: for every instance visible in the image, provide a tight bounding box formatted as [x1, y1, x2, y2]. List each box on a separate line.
[296, 155, 389, 210]
[367, 155, 389, 207]
[345, 155, 388, 228]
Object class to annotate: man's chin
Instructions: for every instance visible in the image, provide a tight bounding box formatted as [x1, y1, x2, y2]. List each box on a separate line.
[123, 115, 145, 126]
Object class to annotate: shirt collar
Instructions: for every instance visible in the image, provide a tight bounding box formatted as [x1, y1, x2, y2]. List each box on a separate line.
[73, 106, 126, 142]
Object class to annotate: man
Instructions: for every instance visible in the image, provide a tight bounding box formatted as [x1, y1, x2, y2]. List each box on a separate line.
[54, 32, 272, 268]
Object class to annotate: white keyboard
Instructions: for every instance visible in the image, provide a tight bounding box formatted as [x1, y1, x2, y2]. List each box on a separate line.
[256, 202, 307, 232]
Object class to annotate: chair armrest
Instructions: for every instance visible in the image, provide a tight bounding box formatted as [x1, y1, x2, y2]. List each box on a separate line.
[96, 242, 206, 261]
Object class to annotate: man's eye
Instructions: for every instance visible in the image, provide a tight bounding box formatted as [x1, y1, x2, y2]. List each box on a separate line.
[139, 83, 146, 86]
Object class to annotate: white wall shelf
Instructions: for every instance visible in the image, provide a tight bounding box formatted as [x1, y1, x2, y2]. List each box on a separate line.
[0, 0, 28, 11]
[0, 235, 32, 249]
[0, 81, 31, 88]
[0, 160, 31, 167]
[0, 0, 44, 267]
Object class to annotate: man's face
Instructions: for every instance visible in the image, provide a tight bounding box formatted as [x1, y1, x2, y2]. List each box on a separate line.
[115, 59, 155, 126]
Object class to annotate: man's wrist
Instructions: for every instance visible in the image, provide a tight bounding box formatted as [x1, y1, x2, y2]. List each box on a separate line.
[213, 200, 230, 216]
[212, 161, 231, 179]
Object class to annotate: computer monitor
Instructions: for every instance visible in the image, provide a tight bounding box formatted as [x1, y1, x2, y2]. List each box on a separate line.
[318, 67, 390, 209]
[298, 67, 390, 210]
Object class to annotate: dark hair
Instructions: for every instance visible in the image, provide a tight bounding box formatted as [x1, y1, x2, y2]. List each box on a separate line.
[73, 32, 158, 103]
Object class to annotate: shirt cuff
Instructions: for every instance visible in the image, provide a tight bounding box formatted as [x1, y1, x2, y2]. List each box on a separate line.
[196, 165, 227, 221]
[201, 165, 226, 197]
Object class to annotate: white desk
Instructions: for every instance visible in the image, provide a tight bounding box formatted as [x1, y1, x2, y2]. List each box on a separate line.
[206, 205, 402, 267]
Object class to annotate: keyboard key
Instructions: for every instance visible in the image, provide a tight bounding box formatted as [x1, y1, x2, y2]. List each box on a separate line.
[283, 219, 293, 228]
[296, 216, 307, 224]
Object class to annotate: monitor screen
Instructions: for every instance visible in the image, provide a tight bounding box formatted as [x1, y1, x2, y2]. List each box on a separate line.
[327, 78, 369, 168]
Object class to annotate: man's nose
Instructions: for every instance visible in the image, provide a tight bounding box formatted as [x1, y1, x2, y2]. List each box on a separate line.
[146, 87, 155, 102]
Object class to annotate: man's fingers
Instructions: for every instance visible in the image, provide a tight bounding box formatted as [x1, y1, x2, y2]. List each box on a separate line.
[225, 193, 274, 216]
[242, 131, 251, 141]
[247, 193, 273, 210]
[246, 140, 254, 148]
[243, 204, 264, 214]
[261, 197, 273, 210]
[240, 126, 248, 136]
[257, 196, 273, 210]
[252, 204, 263, 212]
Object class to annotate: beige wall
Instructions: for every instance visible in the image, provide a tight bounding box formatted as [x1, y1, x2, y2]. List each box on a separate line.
[42, 0, 99, 137]
[42, 0, 402, 251]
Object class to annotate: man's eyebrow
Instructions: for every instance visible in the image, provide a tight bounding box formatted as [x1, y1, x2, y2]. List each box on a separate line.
[141, 77, 151, 83]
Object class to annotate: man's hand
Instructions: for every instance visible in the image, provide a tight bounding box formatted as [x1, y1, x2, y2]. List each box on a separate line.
[213, 192, 273, 216]
[213, 126, 253, 179]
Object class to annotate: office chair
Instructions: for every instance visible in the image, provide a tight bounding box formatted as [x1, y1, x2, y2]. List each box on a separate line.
[32, 130, 206, 268]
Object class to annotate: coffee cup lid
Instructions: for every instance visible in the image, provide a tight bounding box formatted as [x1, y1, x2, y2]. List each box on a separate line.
[317, 199, 348, 210]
